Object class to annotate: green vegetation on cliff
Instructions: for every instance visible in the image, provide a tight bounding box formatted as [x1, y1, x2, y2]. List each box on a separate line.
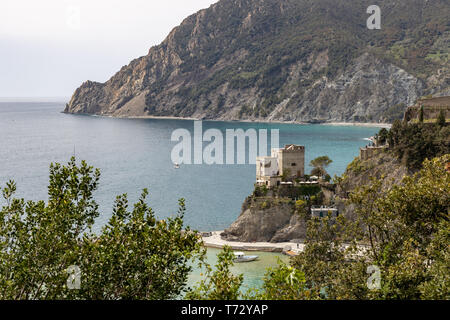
[291, 155, 450, 299]
[388, 120, 449, 170]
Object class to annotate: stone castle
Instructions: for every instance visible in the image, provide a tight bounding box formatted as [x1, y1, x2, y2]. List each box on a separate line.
[403, 96, 450, 123]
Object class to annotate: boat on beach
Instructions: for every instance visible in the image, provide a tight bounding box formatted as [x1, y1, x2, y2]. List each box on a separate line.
[233, 251, 259, 263]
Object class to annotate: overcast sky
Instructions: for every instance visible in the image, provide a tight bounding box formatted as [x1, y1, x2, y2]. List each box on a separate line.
[0, 0, 218, 98]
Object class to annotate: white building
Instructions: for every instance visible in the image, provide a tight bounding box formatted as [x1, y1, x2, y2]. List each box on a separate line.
[256, 144, 305, 187]
[311, 206, 339, 218]
[256, 156, 278, 177]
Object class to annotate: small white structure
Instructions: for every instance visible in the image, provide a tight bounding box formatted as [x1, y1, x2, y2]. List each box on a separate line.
[256, 144, 305, 187]
[311, 206, 339, 218]
[256, 156, 278, 177]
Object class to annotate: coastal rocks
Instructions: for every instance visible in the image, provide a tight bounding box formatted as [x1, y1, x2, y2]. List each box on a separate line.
[220, 196, 307, 243]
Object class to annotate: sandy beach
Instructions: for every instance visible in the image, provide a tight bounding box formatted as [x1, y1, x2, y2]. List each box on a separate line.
[324, 122, 392, 128]
[201, 231, 304, 255]
[116, 115, 198, 121]
[106, 114, 391, 128]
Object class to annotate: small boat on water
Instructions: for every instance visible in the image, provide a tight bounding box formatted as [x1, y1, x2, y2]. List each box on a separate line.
[174, 163, 180, 169]
[233, 252, 258, 263]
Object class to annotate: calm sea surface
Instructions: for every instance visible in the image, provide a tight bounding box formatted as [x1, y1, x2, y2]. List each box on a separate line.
[0, 101, 381, 289]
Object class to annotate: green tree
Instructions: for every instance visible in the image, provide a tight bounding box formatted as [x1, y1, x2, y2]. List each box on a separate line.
[291, 212, 367, 299]
[310, 156, 333, 177]
[80, 194, 204, 299]
[419, 105, 424, 123]
[437, 110, 446, 126]
[247, 261, 317, 300]
[376, 128, 389, 145]
[0, 158, 204, 299]
[0, 158, 100, 299]
[386, 121, 449, 170]
[281, 168, 291, 182]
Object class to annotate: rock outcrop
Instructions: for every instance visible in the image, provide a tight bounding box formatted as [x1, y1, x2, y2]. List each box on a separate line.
[220, 196, 307, 243]
[65, 0, 450, 123]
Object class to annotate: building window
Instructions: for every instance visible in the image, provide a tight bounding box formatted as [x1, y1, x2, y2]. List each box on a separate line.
[291, 163, 296, 166]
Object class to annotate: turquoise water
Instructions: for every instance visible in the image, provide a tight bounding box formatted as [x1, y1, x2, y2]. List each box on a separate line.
[187, 248, 290, 294]
[0, 101, 380, 232]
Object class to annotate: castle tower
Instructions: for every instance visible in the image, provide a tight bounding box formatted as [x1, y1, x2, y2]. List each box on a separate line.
[272, 144, 305, 179]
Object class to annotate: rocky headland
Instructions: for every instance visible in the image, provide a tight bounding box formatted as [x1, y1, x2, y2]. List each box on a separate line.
[65, 0, 449, 123]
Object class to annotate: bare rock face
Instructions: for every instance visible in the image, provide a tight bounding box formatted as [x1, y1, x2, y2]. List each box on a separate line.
[220, 196, 307, 243]
[276, 53, 423, 122]
[65, 0, 449, 122]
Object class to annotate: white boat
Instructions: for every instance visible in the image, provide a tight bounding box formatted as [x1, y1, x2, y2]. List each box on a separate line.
[174, 163, 180, 169]
[233, 252, 258, 263]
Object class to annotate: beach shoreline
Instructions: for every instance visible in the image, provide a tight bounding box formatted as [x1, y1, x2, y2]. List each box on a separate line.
[324, 121, 391, 128]
[201, 231, 303, 255]
[69, 112, 391, 128]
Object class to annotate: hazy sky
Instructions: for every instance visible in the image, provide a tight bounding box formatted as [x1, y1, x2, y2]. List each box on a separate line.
[0, 0, 218, 98]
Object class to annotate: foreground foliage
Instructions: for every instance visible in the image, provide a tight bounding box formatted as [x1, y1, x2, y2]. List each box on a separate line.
[186, 246, 243, 300]
[0, 158, 204, 299]
[292, 155, 450, 299]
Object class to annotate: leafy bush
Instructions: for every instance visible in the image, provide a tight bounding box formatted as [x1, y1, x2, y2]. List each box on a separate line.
[292, 155, 450, 299]
[0, 158, 204, 299]
[387, 121, 449, 170]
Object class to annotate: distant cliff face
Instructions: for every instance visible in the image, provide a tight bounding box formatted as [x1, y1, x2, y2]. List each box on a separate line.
[65, 0, 450, 123]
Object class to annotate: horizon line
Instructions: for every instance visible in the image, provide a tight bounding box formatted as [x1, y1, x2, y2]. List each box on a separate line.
[0, 96, 70, 102]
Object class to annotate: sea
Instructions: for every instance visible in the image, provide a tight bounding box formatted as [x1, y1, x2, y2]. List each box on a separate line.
[0, 100, 382, 290]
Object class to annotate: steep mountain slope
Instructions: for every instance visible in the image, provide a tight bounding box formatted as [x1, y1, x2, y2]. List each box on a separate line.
[65, 0, 450, 123]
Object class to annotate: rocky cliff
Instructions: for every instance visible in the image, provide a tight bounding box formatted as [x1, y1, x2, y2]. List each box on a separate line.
[65, 0, 450, 123]
[220, 194, 307, 243]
